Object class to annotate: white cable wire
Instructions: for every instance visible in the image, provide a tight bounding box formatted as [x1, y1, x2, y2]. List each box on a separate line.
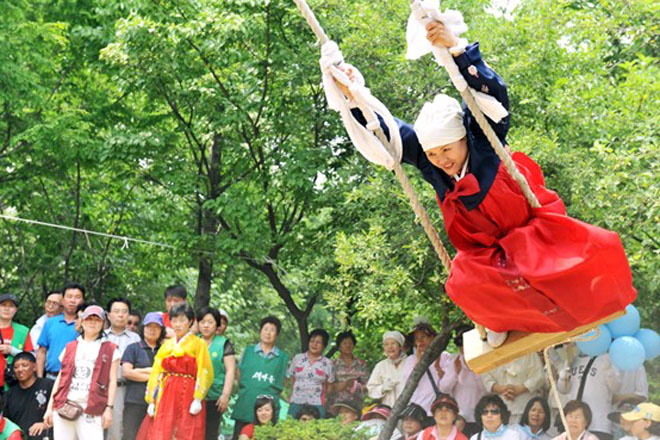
[0, 213, 179, 250]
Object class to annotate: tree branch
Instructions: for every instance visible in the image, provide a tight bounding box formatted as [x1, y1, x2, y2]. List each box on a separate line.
[254, 2, 271, 128]
[379, 324, 457, 440]
[63, 160, 82, 280]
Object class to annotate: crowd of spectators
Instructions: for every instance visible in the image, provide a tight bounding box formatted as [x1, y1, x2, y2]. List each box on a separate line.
[0, 286, 656, 440]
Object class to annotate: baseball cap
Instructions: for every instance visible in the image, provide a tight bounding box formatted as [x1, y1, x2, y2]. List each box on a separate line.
[607, 397, 646, 423]
[621, 403, 660, 422]
[431, 394, 459, 414]
[361, 404, 391, 421]
[0, 293, 18, 307]
[82, 305, 105, 320]
[143, 311, 164, 327]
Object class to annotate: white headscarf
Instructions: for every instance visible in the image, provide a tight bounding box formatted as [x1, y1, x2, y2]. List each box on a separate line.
[414, 94, 466, 151]
[382, 330, 405, 347]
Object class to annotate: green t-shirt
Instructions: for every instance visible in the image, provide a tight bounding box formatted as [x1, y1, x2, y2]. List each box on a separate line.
[231, 344, 289, 422]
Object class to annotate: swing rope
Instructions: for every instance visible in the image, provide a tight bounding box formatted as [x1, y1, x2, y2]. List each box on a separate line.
[293, 5, 608, 439]
[409, 0, 541, 209]
[545, 327, 602, 440]
[293, 0, 453, 272]
[462, 92, 541, 209]
[543, 346, 573, 440]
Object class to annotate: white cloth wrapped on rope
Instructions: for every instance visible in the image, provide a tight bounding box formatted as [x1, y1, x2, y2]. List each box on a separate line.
[407, 0, 509, 124]
[405, 3, 468, 61]
[320, 41, 402, 170]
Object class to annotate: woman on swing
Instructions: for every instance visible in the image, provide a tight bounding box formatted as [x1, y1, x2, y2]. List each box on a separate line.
[335, 21, 636, 346]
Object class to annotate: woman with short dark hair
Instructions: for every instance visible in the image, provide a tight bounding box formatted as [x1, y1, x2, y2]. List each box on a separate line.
[231, 315, 289, 439]
[399, 403, 429, 440]
[471, 395, 523, 440]
[551, 401, 598, 440]
[287, 328, 335, 419]
[328, 330, 369, 413]
[197, 306, 236, 440]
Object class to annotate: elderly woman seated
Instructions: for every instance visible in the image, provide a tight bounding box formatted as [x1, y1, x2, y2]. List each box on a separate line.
[551, 401, 598, 440]
[470, 395, 525, 440]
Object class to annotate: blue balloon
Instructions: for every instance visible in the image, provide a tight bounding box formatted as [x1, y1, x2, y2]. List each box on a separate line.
[606, 304, 641, 338]
[576, 325, 612, 356]
[609, 336, 645, 371]
[634, 328, 660, 360]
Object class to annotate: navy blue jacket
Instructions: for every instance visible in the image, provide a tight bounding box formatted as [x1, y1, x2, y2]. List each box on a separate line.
[351, 43, 509, 210]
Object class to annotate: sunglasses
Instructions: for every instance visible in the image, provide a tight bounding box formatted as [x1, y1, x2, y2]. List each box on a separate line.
[481, 408, 501, 416]
[257, 394, 274, 401]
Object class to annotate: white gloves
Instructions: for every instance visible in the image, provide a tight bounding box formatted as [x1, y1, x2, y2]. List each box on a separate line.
[189, 398, 202, 415]
[148, 399, 202, 417]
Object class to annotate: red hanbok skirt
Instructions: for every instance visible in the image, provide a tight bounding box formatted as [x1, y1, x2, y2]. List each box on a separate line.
[440, 152, 636, 333]
[136, 355, 206, 440]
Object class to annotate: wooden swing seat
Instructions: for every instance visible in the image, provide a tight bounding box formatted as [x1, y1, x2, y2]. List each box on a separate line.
[464, 310, 625, 374]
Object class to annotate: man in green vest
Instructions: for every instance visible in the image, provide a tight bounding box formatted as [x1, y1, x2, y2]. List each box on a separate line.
[0, 293, 33, 391]
[0, 394, 22, 440]
[231, 315, 289, 440]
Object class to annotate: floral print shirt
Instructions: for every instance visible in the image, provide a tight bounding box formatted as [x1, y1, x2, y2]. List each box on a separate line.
[288, 352, 335, 406]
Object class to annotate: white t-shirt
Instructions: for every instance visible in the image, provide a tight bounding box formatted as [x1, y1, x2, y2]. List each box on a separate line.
[616, 365, 648, 398]
[557, 354, 620, 434]
[59, 338, 120, 408]
[29, 314, 48, 350]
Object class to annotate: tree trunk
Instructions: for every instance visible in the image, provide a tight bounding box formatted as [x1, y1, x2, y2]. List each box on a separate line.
[195, 133, 222, 310]
[195, 255, 213, 310]
[379, 324, 456, 440]
[296, 313, 310, 354]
